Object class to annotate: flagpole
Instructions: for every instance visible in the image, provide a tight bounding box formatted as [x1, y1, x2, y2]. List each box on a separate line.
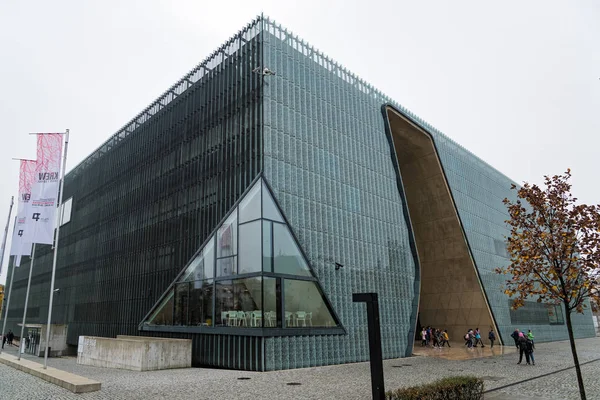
[0, 217, 17, 355]
[0, 196, 15, 277]
[17, 244, 35, 360]
[43, 129, 69, 369]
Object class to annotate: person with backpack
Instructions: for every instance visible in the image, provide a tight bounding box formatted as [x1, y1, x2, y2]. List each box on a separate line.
[525, 336, 535, 365]
[527, 329, 535, 349]
[465, 329, 474, 348]
[474, 328, 485, 347]
[517, 332, 528, 364]
[431, 329, 437, 348]
[488, 328, 496, 348]
[440, 330, 450, 347]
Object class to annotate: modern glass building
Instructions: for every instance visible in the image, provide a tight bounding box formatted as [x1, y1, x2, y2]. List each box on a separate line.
[4, 16, 595, 371]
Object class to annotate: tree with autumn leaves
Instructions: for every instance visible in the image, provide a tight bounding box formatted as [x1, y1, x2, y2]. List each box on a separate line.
[497, 170, 600, 400]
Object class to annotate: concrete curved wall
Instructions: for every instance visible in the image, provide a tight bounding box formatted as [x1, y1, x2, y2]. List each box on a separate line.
[384, 106, 500, 344]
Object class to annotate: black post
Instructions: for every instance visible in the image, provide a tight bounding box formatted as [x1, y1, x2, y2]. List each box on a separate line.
[353, 292, 385, 400]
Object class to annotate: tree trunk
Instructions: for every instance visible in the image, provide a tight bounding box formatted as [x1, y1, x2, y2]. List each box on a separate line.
[565, 306, 586, 400]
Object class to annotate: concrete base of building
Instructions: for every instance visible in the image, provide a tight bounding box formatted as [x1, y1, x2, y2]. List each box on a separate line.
[0, 352, 101, 393]
[77, 335, 192, 371]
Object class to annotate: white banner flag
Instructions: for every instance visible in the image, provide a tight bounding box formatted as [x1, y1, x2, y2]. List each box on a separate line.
[27, 134, 64, 245]
[10, 159, 37, 265]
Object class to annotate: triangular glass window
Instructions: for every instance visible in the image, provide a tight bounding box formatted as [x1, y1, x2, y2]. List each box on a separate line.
[262, 181, 283, 222]
[146, 291, 174, 326]
[181, 237, 215, 281]
[140, 176, 340, 332]
[271, 223, 311, 277]
[284, 279, 337, 327]
[239, 181, 261, 223]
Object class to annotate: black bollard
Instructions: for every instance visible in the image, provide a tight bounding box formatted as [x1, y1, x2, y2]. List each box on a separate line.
[353, 293, 385, 400]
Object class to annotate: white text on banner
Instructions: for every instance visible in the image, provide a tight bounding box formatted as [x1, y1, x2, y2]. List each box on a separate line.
[27, 134, 63, 245]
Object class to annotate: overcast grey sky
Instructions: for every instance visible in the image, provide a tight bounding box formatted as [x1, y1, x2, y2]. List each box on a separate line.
[1, 0, 599, 283]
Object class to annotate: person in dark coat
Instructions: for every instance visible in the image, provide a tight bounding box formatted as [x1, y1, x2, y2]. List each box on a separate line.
[517, 332, 528, 364]
[2, 334, 6, 349]
[510, 329, 520, 348]
[525, 337, 535, 365]
[7, 330, 14, 346]
[489, 329, 496, 348]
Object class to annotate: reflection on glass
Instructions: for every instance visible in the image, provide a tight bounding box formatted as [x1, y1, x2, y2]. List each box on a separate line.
[239, 181, 261, 223]
[215, 280, 233, 327]
[233, 277, 263, 327]
[189, 279, 214, 326]
[174, 282, 190, 326]
[216, 256, 237, 277]
[273, 223, 311, 276]
[548, 304, 565, 325]
[284, 279, 336, 328]
[182, 237, 215, 281]
[263, 221, 272, 272]
[263, 277, 280, 327]
[262, 181, 284, 222]
[217, 210, 238, 258]
[214, 278, 264, 328]
[239, 221, 261, 274]
[147, 291, 174, 325]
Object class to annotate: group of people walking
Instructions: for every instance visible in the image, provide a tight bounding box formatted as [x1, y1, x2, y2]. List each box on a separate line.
[419, 326, 538, 366]
[1, 330, 14, 349]
[511, 329, 536, 365]
[420, 326, 450, 348]
[464, 328, 496, 348]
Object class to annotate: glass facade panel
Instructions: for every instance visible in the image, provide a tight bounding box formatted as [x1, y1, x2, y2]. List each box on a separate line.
[217, 210, 238, 258]
[239, 181, 261, 223]
[215, 280, 234, 327]
[233, 277, 263, 327]
[273, 223, 311, 276]
[147, 292, 174, 326]
[284, 279, 336, 328]
[189, 279, 214, 326]
[264, 277, 280, 327]
[216, 256, 237, 277]
[238, 221, 262, 274]
[548, 304, 565, 325]
[182, 237, 215, 282]
[509, 300, 567, 326]
[262, 181, 284, 222]
[262, 220, 273, 272]
[213, 278, 263, 328]
[204, 240, 215, 280]
[174, 282, 190, 326]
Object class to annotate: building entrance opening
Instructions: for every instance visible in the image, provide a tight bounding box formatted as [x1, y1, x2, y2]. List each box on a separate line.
[384, 106, 500, 348]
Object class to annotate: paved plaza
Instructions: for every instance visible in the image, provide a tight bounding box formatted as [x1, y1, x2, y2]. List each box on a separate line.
[0, 337, 599, 399]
